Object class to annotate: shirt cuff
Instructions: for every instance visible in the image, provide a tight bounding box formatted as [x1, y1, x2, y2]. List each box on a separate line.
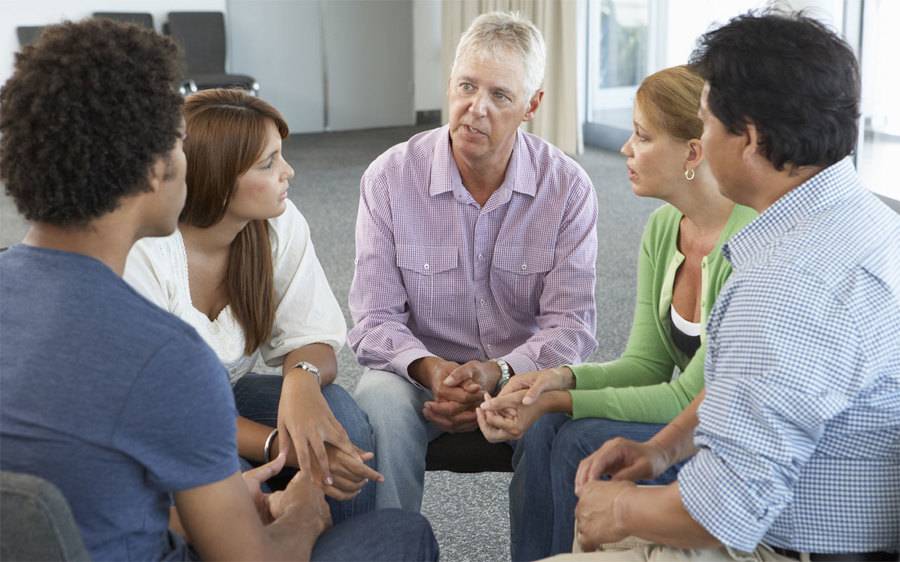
[501, 352, 536, 378]
[390, 348, 435, 391]
[569, 362, 606, 390]
[678, 449, 778, 553]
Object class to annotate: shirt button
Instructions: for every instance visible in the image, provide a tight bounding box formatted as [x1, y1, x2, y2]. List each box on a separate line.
[423, 263, 430, 271]
[478, 253, 484, 260]
[480, 299, 486, 306]
[521, 264, 527, 271]
[486, 344, 493, 350]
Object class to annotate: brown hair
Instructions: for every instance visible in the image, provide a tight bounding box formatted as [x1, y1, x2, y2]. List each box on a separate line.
[180, 89, 289, 354]
[635, 65, 704, 142]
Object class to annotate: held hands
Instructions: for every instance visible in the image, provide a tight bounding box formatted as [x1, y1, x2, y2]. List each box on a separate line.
[574, 437, 671, 496]
[475, 390, 546, 442]
[475, 367, 575, 442]
[242, 451, 288, 524]
[277, 370, 382, 497]
[268, 469, 332, 538]
[574, 479, 635, 551]
[420, 358, 501, 433]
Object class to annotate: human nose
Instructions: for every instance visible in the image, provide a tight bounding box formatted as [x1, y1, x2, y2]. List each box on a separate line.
[620, 136, 633, 157]
[468, 91, 488, 117]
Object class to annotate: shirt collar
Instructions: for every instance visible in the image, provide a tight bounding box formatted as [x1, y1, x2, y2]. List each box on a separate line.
[723, 157, 861, 269]
[429, 126, 535, 199]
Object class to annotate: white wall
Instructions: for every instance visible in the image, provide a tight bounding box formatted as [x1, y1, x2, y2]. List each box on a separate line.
[413, 0, 442, 112]
[0, 0, 226, 88]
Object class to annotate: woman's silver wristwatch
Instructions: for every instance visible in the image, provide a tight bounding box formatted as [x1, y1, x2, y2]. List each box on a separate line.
[292, 360, 321, 386]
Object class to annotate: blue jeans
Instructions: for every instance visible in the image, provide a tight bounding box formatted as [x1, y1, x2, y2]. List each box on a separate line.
[232, 374, 376, 525]
[311, 509, 439, 561]
[353, 368, 444, 511]
[179, 509, 438, 561]
[510, 414, 683, 561]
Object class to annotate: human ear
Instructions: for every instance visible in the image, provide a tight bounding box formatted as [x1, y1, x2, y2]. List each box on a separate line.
[685, 138, 704, 167]
[523, 90, 544, 122]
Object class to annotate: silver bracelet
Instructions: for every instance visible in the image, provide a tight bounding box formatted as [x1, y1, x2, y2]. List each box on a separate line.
[263, 428, 279, 463]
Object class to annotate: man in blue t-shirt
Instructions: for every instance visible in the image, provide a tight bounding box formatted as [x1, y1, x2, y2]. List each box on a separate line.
[0, 19, 437, 562]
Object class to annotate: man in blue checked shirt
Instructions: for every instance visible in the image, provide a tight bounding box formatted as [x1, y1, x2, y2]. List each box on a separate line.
[549, 10, 900, 562]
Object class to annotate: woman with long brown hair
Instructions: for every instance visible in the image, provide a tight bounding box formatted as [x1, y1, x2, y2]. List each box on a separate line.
[125, 88, 380, 522]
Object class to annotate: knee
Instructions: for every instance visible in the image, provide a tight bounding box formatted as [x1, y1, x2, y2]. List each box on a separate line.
[522, 413, 569, 454]
[382, 509, 439, 562]
[353, 371, 422, 427]
[321, 384, 373, 450]
[550, 420, 604, 470]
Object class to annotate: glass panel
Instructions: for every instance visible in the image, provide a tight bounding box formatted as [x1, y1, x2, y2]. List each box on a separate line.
[859, 0, 900, 202]
[598, 0, 648, 90]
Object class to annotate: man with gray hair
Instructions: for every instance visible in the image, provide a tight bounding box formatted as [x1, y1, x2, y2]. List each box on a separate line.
[349, 11, 599, 512]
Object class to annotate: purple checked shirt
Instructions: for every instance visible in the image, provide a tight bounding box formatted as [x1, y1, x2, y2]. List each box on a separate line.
[348, 126, 598, 385]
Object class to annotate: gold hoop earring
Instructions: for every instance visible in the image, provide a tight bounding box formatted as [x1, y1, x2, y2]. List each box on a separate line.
[684, 168, 695, 181]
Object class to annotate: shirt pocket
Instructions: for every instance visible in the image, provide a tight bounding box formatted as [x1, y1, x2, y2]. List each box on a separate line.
[491, 245, 555, 316]
[397, 245, 460, 319]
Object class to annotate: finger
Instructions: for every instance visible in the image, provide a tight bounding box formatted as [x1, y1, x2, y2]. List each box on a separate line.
[463, 381, 481, 393]
[443, 365, 473, 388]
[610, 460, 648, 482]
[293, 434, 313, 478]
[575, 457, 592, 495]
[244, 450, 287, 483]
[328, 472, 368, 494]
[426, 399, 470, 417]
[482, 409, 520, 433]
[422, 406, 456, 432]
[331, 450, 384, 482]
[309, 438, 333, 486]
[435, 384, 480, 403]
[325, 423, 357, 457]
[481, 390, 528, 411]
[447, 410, 477, 432]
[322, 483, 361, 502]
[522, 378, 549, 405]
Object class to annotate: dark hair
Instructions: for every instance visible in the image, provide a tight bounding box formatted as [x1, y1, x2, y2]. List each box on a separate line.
[181, 89, 289, 354]
[689, 10, 860, 170]
[0, 19, 183, 226]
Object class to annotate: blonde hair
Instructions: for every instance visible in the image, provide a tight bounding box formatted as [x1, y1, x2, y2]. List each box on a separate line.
[635, 65, 705, 141]
[452, 11, 546, 97]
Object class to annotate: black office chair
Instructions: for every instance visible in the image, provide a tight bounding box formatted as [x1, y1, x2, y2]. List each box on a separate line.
[92, 12, 154, 29]
[164, 12, 258, 95]
[16, 26, 45, 47]
[425, 431, 514, 473]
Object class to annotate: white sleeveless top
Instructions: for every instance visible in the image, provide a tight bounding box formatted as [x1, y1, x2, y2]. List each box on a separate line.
[124, 201, 346, 384]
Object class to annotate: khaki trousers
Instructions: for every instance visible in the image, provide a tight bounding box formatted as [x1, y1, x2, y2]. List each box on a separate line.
[543, 535, 803, 562]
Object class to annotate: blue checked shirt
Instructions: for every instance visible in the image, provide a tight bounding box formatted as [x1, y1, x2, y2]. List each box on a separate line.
[678, 158, 900, 553]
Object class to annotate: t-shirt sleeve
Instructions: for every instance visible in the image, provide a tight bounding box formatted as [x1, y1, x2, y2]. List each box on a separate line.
[260, 201, 347, 366]
[113, 336, 239, 491]
[123, 239, 172, 311]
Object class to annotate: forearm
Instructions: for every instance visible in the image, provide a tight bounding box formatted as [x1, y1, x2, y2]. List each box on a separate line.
[647, 389, 703, 465]
[408, 355, 441, 390]
[282, 343, 337, 386]
[618, 483, 719, 549]
[537, 389, 574, 415]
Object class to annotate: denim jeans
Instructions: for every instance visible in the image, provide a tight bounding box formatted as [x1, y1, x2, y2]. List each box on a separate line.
[510, 414, 683, 561]
[180, 509, 438, 562]
[353, 368, 444, 511]
[232, 374, 376, 525]
[311, 508, 439, 561]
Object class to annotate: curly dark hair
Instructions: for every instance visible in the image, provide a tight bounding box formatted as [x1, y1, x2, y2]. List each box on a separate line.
[689, 10, 860, 171]
[0, 18, 183, 226]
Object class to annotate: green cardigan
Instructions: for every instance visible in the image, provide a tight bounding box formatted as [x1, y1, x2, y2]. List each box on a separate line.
[569, 203, 757, 423]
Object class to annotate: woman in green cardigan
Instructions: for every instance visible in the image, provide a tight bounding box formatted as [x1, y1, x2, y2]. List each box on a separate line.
[476, 65, 757, 561]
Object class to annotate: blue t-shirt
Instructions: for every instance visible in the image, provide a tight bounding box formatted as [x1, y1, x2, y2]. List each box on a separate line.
[0, 245, 240, 562]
